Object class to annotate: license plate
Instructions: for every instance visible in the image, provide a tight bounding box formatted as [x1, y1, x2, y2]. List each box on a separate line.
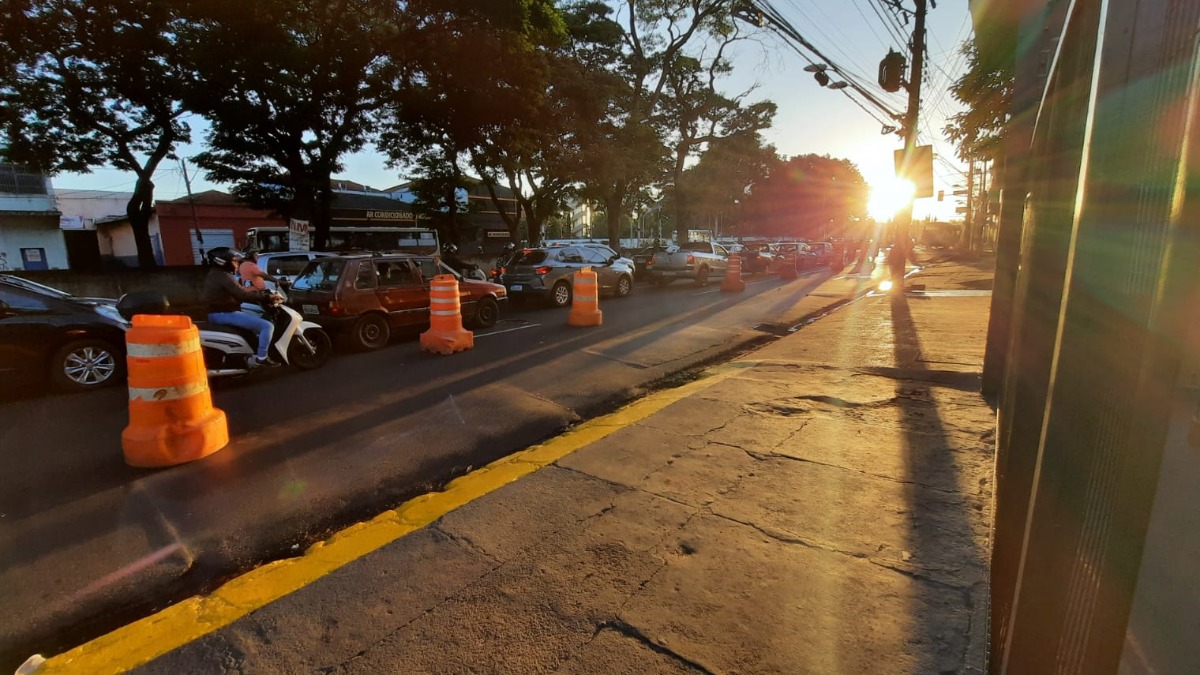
[510, 284, 523, 291]
[302, 304, 319, 315]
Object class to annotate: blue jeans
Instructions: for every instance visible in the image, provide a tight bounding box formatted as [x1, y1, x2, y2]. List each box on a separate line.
[208, 311, 274, 360]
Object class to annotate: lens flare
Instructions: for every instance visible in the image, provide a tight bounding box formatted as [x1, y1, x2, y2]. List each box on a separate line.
[868, 179, 916, 221]
[879, 279, 894, 292]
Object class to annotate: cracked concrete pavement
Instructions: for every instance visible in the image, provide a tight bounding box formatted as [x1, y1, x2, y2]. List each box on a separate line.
[134, 255, 996, 674]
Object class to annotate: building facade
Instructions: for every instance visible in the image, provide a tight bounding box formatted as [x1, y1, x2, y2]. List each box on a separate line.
[0, 162, 66, 271]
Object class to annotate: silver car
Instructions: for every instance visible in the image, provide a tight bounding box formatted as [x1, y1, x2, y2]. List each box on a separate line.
[502, 246, 635, 307]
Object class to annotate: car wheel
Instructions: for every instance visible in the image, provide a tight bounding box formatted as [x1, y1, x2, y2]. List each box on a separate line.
[289, 328, 332, 370]
[695, 266, 710, 287]
[551, 280, 572, 308]
[52, 338, 122, 392]
[616, 274, 632, 298]
[470, 296, 500, 329]
[352, 313, 390, 351]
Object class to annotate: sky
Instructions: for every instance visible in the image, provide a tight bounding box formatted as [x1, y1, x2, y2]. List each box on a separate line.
[52, 0, 973, 222]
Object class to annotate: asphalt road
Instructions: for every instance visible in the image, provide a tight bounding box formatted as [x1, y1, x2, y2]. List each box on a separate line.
[0, 269, 836, 667]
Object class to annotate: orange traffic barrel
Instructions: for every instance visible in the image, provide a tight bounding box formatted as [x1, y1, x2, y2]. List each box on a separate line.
[781, 252, 799, 280]
[421, 274, 475, 354]
[122, 315, 228, 468]
[722, 252, 746, 292]
[567, 267, 603, 327]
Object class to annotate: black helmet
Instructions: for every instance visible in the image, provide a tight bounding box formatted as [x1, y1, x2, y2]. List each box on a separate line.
[207, 247, 244, 269]
[444, 243, 459, 255]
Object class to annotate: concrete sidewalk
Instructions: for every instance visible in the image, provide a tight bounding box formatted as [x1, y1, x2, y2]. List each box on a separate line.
[46, 254, 997, 675]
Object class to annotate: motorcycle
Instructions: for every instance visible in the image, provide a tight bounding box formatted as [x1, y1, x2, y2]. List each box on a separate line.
[440, 244, 489, 282]
[117, 289, 333, 378]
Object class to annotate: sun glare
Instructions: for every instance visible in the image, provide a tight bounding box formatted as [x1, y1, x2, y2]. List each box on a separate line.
[868, 179, 915, 221]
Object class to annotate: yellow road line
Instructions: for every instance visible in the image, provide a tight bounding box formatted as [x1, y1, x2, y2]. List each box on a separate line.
[41, 362, 750, 675]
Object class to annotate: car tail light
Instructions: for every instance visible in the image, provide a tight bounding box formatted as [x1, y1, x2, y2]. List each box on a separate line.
[535, 266, 552, 275]
[328, 300, 341, 316]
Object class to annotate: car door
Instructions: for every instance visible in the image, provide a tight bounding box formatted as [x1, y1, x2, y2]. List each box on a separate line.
[554, 248, 586, 286]
[373, 259, 427, 327]
[712, 244, 730, 273]
[0, 285, 60, 381]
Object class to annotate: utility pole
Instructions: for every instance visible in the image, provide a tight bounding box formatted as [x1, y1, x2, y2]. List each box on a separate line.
[891, 0, 927, 286]
[180, 158, 204, 261]
[965, 154, 976, 252]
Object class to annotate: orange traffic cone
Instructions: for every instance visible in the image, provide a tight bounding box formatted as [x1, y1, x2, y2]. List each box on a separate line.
[122, 315, 228, 468]
[567, 267, 603, 327]
[781, 252, 799, 280]
[721, 252, 746, 292]
[421, 274, 475, 354]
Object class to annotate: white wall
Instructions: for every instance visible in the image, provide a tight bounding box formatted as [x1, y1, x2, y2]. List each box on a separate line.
[0, 216, 69, 270]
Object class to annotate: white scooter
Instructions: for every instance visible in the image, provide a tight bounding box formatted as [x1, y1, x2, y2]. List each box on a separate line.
[117, 290, 333, 378]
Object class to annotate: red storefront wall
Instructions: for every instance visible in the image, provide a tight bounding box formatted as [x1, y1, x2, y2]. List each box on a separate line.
[157, 199, 285, 266]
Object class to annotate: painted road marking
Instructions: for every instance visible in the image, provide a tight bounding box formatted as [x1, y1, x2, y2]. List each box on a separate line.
[38, 361, 750, 675]
[475, 323, 541, 338]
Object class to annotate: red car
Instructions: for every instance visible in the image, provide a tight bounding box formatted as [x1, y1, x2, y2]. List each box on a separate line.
[287, 253, 507, 351]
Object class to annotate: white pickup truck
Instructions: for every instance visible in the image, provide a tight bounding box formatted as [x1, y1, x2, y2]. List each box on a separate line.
[647, 241, 732, 287]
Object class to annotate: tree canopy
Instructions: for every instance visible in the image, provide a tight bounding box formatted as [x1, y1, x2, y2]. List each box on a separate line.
[0, 0, 191, 266]
[742, 154, 868, 240]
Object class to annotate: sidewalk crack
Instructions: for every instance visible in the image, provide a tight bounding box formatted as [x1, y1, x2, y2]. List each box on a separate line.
[759, 451, 969, 497]
[593, 617, 718, 674]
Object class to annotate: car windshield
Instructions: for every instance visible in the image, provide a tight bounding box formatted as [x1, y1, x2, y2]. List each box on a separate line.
[292, 259, 345, 291]
[0, 275, 73, 299]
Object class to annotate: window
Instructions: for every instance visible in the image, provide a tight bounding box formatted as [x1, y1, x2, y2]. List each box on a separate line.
[354, 262, 376, 290]
[414, 258, 440, 280]
[376, 260, 415, 287]
[0, 163, 48, 195]
[0, 286, 53, 311]
[514, 250, 548, 265]
[582, 248, 609, 265]
[558, 248, 585, 263]
[264, 255, 313, 276]
[293, 259, 345, 291]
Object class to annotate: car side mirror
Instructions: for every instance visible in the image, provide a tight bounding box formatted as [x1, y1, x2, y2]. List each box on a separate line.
[607, 255, 618, 265]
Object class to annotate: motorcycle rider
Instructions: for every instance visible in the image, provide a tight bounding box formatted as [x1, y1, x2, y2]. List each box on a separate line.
[204, 247, 280, 368]
[442, 243, 486, 280]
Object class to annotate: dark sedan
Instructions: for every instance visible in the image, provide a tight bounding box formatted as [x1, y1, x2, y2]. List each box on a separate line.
[0, 275, 129, 391]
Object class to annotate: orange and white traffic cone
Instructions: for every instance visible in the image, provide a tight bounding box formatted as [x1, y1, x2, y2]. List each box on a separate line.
[567, 267, 603, 327]
[721, 252, 746, 292]
[420, 275, 475, 354]
[122, 315, 228, 468]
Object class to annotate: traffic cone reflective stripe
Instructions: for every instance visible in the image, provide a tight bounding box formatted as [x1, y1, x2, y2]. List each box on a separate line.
[722, 252, 746, 292]
[420, 275, 474, 354]
[122, 314, 228, 468]
[567, 267, 603, 327]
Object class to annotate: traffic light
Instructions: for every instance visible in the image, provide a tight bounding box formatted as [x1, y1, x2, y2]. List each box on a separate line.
[878, 50, 906, 93]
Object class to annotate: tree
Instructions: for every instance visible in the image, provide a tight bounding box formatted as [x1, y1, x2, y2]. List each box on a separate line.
[0, 0, 190, 267]
[743, 154, 868, 239]
[576, 0, 735, 249]
[944, 40, 1013, 163]
[677, 131, 779, 236]
[179, 0, 402, 250]
[660, 26, 775, 241]
[378, 0, 565, 247]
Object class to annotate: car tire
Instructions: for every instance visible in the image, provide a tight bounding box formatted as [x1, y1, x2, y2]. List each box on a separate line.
[470, 296, 500, 329]
[352, 313, 390, 351]
[616, 275, 633, 298]
[695, 266, 710, 287]
[550, 280, 572, 308]
[289, 328, 332, 370]
[51, 338, 122, 392]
